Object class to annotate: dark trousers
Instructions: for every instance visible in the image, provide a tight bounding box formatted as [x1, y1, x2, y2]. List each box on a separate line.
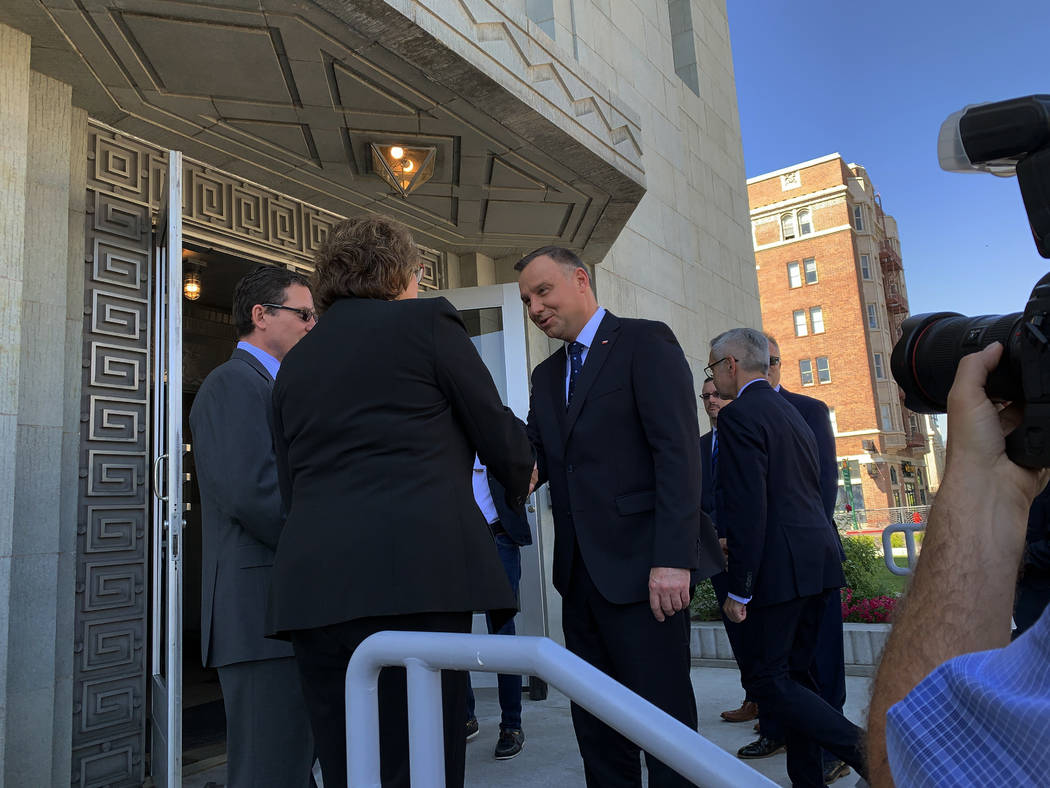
[563, 553, 698, 788]
[290, 611, 473, 788]
[759, 587, 847, 768]
[710, 571, 750, 699]
[215, 656, 315, 788]
[737, 591, 865, 788]
[467, 530, 523, 730]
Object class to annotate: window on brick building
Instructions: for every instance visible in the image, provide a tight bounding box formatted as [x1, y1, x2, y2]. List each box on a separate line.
[787, 261, 802, 288]
[810, 306, 824, 333]
[860, 253, 872, 280]
[793, 309, 808, 336]
[880, 404, 893, 432]
[800, 359, 814, 386]
[873, 352, 886, 379]
[798, 209, 813, 235]
[803, 257, 818, 284]
[890, 465, 899, 485]
[781, 213, 797, 240]
[816, 356, 831, 383]
[867, 303, 879, 330]
[853, 204, 865, 231]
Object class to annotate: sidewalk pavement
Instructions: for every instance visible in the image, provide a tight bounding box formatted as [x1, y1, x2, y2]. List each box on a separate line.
[184, 666, 871, 787]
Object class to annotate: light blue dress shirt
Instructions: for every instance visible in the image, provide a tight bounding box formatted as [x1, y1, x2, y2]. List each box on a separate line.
[886, 606, 1050, 786]
[564, 307, 607, 403]
[237, 340, 280, 380]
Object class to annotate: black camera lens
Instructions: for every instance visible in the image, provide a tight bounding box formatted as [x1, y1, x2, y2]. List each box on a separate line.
[890, 312, 1023, 413]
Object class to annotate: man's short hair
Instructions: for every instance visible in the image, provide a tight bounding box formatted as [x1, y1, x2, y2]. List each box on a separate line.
[710, 328, 769, 375]
[311, 215, 419, 311]
[764, 332, 779, 350]
[514, 245, 587, 275]
[232, 265, 310, 339]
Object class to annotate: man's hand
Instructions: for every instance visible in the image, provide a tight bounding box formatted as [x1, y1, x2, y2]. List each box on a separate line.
[527, 462, 539, 495]
[648, 567, 691, 622]
[723, 597, 746, 623]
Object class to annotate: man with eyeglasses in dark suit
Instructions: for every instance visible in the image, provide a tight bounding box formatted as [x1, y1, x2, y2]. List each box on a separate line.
[189, 265, 317, 787]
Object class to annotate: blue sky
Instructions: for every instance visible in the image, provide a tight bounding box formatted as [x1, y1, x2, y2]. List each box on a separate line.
[727, 0, 1050, 319]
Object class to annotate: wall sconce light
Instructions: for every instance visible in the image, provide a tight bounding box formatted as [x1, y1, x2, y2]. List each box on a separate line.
[183, 270, 202, 301]
[370, 143, 436, 197]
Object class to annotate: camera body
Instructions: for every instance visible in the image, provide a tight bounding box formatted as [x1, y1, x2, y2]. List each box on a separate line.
[891, 95, 1050, 468]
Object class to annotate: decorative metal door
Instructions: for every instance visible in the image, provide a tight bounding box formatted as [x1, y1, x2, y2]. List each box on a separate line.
[149, 152, 185, 787]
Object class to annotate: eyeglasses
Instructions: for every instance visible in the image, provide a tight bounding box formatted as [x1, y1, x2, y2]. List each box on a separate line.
[704, 356, 732, 377]
[262, 303, 317, 322]
[700, 392, 723, 401]
[415, 263, 425, 284]
[769, 356, 781, 366]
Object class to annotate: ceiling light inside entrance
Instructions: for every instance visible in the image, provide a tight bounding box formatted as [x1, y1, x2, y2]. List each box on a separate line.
[183, 270, 201, 301]
[371, 143, 436, 197]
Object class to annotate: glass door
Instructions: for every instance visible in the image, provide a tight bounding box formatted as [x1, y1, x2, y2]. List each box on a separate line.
[422, 284, 549, 648]
[150, 152, 185, 787]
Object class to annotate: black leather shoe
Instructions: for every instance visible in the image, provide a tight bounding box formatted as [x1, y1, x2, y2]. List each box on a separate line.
[494, 728, 524, 760]
[823, 759, 851, 783]
[737, 736, 785, 759]
[465, 717, 479, 741]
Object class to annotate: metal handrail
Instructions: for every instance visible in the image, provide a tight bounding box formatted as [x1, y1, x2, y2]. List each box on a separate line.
[881, 522, 925, 576]
[345, 631, 777, 788]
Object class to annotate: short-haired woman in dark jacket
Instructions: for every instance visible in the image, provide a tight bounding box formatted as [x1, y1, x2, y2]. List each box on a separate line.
[269, 215, 533, 787]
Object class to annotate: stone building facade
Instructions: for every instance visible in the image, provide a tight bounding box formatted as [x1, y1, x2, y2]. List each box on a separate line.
[748, 153, 936, 519]
[0, 1, 758, 785]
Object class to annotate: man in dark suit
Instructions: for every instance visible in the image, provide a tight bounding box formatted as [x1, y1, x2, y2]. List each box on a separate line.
[517, 246, 722, 788]
[745, 335, 850, 782]
[701, 377, 757, 725]
[710, 328, 864, 788]
[189, 266, 316, 787]
[465, 460, 532, 760]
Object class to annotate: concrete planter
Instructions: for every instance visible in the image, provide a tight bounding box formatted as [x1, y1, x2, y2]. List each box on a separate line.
[691, 621, 891, 670]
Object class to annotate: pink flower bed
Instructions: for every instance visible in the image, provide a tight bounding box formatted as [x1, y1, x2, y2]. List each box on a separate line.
[841, 588, 898, 624]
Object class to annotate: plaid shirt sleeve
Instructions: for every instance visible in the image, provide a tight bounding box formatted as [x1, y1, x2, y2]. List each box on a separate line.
[885, 608, 1050, 786]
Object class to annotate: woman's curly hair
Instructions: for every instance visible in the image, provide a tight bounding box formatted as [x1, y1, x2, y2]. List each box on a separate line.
[311, 215, 419, 312]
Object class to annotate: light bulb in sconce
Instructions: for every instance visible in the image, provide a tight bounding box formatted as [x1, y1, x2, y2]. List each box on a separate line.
[390, 146, 404, 159]
[183, 271, 202, 301]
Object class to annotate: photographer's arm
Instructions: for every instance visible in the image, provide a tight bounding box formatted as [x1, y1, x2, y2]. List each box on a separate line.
[866, 343, 1049, 787]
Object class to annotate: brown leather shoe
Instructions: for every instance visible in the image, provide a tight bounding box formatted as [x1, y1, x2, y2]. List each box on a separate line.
[720, 700, 759, 722]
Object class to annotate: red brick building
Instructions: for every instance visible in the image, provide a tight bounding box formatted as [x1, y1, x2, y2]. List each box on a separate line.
[747, 154, 934, 516]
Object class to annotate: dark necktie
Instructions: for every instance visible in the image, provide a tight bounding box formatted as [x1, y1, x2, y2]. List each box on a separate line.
[567, 341, 585, 408]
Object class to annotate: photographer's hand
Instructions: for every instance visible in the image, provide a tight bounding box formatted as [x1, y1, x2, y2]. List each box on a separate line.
[867, 343, 1049, 787]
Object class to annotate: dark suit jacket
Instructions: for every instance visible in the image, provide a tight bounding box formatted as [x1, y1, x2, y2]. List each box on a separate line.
[268, 296, 533, 636]
[778, 386, 846, 560]
[189, 348, 293, 667]
[526, 311, 722, 605]
[1022, 483, 1050, 589]
[716, 379, 845, 608]
[488, 474, 532, 546]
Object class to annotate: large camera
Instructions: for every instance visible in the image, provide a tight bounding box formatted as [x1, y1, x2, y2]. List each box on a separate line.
[891, 95, 1050, 468]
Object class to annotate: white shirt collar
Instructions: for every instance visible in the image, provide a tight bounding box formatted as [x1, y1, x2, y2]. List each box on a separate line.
[736, 377, 766, 398]
[568, 307, 606, 351]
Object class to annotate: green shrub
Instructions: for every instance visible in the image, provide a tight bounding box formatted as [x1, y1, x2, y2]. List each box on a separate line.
[889, 531, 925, 549]
[690, 578, 722, 621]
[842, 534, 884, 600]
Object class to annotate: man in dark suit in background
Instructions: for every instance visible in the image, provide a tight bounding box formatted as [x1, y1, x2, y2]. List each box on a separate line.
[517, 246, 722, 788]
[738, 336, 851, 783]
[1016, 482, 1050, 635]
[189, 266, 316, 787]
[710, 327, 864, 788]
[465, 459, 532, 760]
